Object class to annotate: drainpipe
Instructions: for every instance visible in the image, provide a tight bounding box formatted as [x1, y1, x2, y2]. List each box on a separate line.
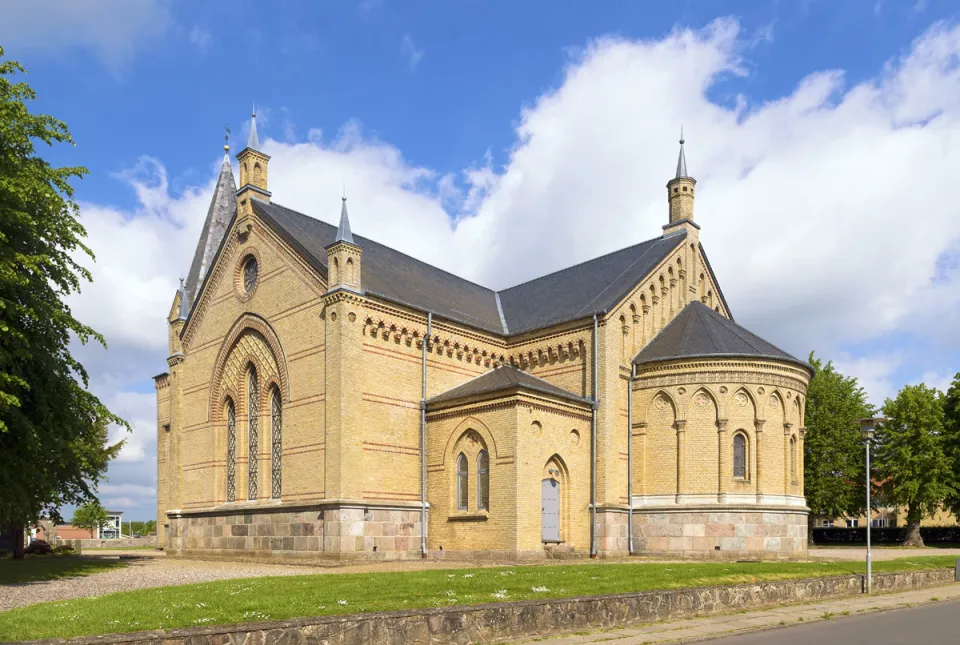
[627, 362, 634, 555]
[420, 312, 432, 558]
[590, 314, 599, 558]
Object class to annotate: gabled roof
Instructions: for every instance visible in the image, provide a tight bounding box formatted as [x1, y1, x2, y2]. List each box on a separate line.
[253, 200, 687, 337]
[427, 365, 591, 407]
[254, 201, 505, 333]
[185, 153, 237, 305]
[498, 234, 687, 335]
[633, 301, 811, 372]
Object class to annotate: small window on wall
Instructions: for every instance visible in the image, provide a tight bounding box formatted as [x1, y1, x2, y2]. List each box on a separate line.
[733, 433, 747, 479]
[821, 519, 833, 528]
[845, 519, 859, 528]
[456, 453, 468, 511]
[477, 450, 489, 511]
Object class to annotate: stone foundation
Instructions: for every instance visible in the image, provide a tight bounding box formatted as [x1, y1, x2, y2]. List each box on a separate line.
[631, 507, 808, 558]
[596, 508, 630, 554]
[166, 502, 423, 561]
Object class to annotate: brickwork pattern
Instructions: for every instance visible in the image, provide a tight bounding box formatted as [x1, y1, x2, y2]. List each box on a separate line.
[155, 150, 808, 561]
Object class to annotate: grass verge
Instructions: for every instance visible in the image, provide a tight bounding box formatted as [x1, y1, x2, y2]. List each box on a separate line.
[0, 557, 126, 585]
[0, 556, 955, 641]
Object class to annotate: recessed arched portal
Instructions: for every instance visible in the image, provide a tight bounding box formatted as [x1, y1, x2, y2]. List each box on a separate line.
[541, 455, 568, 544]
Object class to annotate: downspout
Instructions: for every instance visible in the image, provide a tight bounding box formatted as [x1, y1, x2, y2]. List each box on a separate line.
[590, 314, 599, 558]
[627, 362, 634, 555]
[420, 312, 432, 558]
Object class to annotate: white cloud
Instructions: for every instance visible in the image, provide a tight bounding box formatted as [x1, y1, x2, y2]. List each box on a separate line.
[0, 0, 172, 74]
[70, 18, 960, 517]
[401, 34, 425, 71]
[188, 25, 213, 53]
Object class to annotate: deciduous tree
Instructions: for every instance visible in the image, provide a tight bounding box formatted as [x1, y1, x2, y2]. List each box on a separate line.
[802, 353, 873, 542]
[71, 500, 109, 537]
[942, 373, 960, 520]
[0, 47, 125, 558]
[876, 384, 952, 546]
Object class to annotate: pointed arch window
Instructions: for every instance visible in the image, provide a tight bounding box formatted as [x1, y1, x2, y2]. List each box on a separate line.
[477, 450, 489, 510]
[226, 399, 236, 502]
[456, 453, 468, 511]
[247, 367, 259, 500]
[271, 387, 282, 499]
[733, 432, 747, 480]
[790, 436, 798, 485]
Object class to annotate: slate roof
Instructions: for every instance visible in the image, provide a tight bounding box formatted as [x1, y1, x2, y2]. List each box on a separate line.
[254, 201, 505, 332]
[498, 234, 688, 335]
[632, 301, 811, 372]
[185, 153, 237, 305]
[253, 200, 690, 337]
[427, 365, 592, 406]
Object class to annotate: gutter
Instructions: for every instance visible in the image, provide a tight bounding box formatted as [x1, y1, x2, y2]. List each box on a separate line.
[590, 314, 599, 558]
[420, 312, 433, 558]
[627, 362, 634, 555]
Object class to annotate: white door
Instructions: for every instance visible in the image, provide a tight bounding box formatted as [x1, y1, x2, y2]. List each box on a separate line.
[541, 478, 560, 543]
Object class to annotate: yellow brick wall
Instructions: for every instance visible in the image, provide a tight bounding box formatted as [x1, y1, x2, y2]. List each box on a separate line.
[632, 359, 809, 501]
[156, 168, 804, 557]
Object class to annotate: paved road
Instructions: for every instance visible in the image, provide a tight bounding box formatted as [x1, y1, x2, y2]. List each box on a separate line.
[702, 598, 960, 645]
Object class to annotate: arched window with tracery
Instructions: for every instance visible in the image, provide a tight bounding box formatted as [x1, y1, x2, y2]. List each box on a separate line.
[477, 450, 489, 510]
[226, 398, 236, 502]
[733, 432, 747, 479]
[456, 453, 468, 511]
[271, 387, 282, 499]
[247, 366, 259, 500]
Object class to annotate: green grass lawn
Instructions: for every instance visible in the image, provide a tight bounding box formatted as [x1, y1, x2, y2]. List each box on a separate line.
[0, 557, 126, 585]
[0, 556, 956, 641]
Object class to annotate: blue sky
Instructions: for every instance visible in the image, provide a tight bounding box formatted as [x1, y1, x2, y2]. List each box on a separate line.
[2, 0, 959, 519]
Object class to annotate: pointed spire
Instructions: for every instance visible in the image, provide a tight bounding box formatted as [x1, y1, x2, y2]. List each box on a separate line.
[247, 105, 260, 150]
[336, 194, 355, 244]
[184, 139, 238, 304]
[177, 277, 189, 321]
[675, 126, 688, 178]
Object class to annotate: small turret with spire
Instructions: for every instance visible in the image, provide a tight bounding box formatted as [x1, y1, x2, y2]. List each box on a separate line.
[236, 105, 271, 218]
[325, 192, 362, 294]
[664, 127, 698, 232]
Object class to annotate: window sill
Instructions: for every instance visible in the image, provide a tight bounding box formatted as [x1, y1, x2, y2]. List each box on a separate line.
[448, 511, 489, 522]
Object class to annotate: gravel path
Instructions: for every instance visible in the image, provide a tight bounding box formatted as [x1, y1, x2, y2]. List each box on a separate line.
[808, 547, 960, 561]
[0, 554, 489, 612]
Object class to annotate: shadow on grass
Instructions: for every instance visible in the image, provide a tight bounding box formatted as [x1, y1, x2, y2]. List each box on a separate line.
[0, 557, 126, 585]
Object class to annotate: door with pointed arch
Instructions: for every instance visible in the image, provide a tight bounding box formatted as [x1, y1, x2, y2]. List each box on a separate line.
[541, 478, 560, 543]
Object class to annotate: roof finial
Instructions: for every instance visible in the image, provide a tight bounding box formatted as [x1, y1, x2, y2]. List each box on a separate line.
[247, 104, 260, 151]
[675, 126, 688, 178]
[224, 123, 231, 153]
[177, 277, 189, 321]
[336, 191, 354, 244]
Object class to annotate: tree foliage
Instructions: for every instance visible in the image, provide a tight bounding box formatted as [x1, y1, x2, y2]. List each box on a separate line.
[802, 353, 873, 526]
[70, 500, 109, 534]
[942, 372, 960, 519]
[876, 383, 953, 546]
[0, 47, 126, 557]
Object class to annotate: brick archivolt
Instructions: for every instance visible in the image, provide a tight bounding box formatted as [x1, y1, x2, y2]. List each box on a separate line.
[209, 314, 289, 422]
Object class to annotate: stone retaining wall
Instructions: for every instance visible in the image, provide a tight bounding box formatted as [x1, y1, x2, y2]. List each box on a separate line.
[29, 568, 955, 645]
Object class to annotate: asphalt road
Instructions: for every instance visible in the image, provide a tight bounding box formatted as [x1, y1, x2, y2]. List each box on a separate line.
[702, 598, 960, 645]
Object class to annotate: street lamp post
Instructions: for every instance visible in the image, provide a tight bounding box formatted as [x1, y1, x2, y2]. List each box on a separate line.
[856, 417, 887, 594]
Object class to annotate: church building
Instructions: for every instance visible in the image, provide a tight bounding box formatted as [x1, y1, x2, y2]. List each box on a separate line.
[155, 113, 812, 561]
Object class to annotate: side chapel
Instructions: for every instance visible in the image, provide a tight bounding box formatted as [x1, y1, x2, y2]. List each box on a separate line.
[155, 113, 812, 561]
